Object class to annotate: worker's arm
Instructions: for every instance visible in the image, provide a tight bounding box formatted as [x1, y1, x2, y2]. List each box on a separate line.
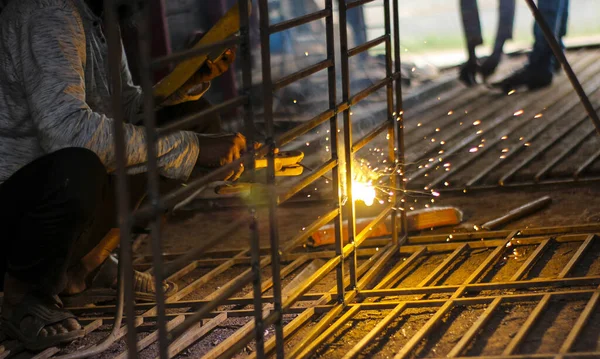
[19, 7, 199, 180]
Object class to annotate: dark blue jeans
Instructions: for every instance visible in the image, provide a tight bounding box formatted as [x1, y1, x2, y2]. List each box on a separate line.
[461, 0, 516, 51]
[529, 0, 570, 76]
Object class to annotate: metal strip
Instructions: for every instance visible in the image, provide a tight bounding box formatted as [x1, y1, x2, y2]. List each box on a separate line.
[510, 238, 552, 281]
[559, 287, 600, 353]
[535, 129, 595, 181]
[418, 244, 468, 287]
[373, 247, 427, 290]
[273, 59, 334, 91]
[447, 297, 503, 357]
[338, 0, 358, 288]
[352, 121, 391, 153]
[393, 300, 455, 359]
[277, 109, 334, 147]
[348, 35, 387, 58]
[347, 0, 378, 9]
[277, 159, 337, 204]
[559, 234, 596, 278]
[341, 303, 407, 359]
[502, 294, 552, 355]
[294, 305, 362, 359]
[269, 9, 332, 34]
[574, 148, 600, 178]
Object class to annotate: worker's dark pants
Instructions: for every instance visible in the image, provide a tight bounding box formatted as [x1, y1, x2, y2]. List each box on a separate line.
[0, 98, 220, 294]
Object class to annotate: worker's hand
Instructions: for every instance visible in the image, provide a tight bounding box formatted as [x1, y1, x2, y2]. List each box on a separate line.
[159, 49, 236, 108]
[197, 48, 236, 83]
[195, 132, 247, 181]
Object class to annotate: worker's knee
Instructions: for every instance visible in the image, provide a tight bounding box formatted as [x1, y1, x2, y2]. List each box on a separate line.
[49, 147, 108, 217]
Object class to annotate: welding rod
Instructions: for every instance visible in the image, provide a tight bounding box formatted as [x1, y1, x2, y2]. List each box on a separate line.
[481, 196, 552, 230]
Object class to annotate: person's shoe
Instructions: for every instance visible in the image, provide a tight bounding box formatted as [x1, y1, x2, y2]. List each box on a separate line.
[459, 60, 478, 87]
[479, 53, 502, 81]
[491, 66, 553, 93]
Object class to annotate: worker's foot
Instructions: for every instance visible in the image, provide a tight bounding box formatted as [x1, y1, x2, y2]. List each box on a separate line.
[491, 66, 553, 93]
[458, 60, 478, 87]
[1, 275, 83, 351]
[479, 52, 502, 81]
[61, 255, 177, 306]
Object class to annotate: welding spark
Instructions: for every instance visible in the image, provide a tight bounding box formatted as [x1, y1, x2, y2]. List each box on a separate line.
[514, 110, 524, 116]
[534, 113, 543, 119]
[473, 120, 481, 126]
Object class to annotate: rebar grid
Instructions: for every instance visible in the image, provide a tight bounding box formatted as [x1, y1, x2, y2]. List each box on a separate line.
[3, 0, 599, 358]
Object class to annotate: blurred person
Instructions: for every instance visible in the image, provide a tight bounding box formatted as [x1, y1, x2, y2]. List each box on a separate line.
[492, 0, 569, 92]
[459, 0, 516, 86]
[0, 0, 245, 350]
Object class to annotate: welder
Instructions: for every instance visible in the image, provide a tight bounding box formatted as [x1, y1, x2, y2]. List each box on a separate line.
[0, 0, 245, 350]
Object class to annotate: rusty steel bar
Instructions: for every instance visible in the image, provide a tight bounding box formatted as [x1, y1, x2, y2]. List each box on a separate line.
[574, 147, 600, 178]
[277, 109, 335, 147]
[503, 293, 552, 355]
[277, 159, 337, 204]
[352, 120, 391, 153]
[237, 0, 265, 354]
[104, 0, 137, 357]
[348, 35, 387, 58]
[481, 196, 553, 230]
[347, 0, 378, 10]
[322, 0, 346, 305]
[257, 0, 284, 356]
[510, 238, 552, 281]
[559, 285, 600, 354]
[381, 0, 398, 249]
[136, 2, 169, 357]
[273, 59, 334, 91]
[339, 0, 358, 289]
[523, 0, 600, 136]
[535, 128, 595, 181]
[393, 0, 408, 243]
[269, 9, 332, 34]
[447, 297, 503, 357]
[157, 96, 248, 137]
[559, 234, 596, 278]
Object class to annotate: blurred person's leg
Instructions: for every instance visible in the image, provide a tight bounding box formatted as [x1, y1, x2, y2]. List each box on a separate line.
[459, 0, 483, 85]
[480, 0, 516, 78]
[492, 0, 567, 91]
[0, 148, 107, 349]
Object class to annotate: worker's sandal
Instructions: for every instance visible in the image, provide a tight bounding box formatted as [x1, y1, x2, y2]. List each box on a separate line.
[61, 255, 177, 307]
[0, 294, 84, 351]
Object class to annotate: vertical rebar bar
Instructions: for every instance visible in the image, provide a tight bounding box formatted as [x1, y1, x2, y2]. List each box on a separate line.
[338, 0, 358, 289]
[239, 0, 265, 356]
[136, 2, 169, 357]
[382, 0, 397, 248]
[393, 0, 408, 241]
[523, 0, 600, 136]
[324, 0, 345, 303]
[104, 0, 138, 357]
[258, 0, 284, 356]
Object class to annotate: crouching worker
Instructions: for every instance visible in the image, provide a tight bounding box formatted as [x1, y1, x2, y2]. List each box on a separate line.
[0, 0, 246, 351]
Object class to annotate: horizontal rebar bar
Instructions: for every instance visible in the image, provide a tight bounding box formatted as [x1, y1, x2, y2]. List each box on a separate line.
[269, 9, 332, 34]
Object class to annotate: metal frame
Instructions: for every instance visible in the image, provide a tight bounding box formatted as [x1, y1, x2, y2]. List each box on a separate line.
[3, 0, 599, 358]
